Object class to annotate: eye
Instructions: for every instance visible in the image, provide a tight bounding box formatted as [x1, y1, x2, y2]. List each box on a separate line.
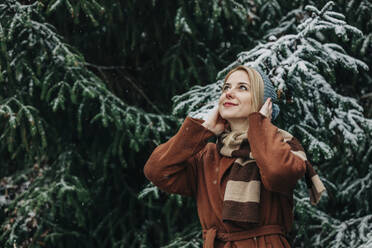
[239, 85, 248, 90]
[222, 85, 230, 91]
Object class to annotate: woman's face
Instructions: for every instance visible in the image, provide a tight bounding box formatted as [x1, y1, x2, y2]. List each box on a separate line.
[218, 70, 253, 121]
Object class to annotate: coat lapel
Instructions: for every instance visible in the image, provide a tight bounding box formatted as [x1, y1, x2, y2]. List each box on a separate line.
[218, 156, 235, 197]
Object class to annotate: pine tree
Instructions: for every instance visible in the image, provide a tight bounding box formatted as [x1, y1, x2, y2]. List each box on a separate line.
[1, 0, 371, 247]
[0, 1, 175, 247]
[266, 0, 372, 117]
[1, 0, 271, 247]
[37, 0, 269, 114]
[170, 2, 372, 247]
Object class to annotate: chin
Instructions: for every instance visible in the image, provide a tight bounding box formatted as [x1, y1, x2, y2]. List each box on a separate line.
[220, 110, 239, 120]
[220, 109, 252, 121]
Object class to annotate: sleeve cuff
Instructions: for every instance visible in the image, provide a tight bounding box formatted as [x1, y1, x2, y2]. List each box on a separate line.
[248, 111, 267, 119]
[185, 116, 215, 136]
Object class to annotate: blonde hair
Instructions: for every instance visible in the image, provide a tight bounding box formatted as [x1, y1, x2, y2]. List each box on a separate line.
[223, 65, 265, 112]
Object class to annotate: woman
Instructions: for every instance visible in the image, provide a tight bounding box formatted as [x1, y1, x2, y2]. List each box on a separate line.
[144, 65, 325, 248]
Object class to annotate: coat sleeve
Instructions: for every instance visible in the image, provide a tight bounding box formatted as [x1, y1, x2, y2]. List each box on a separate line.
[247, 112, 306, 195]
[144, 116, 215, 197]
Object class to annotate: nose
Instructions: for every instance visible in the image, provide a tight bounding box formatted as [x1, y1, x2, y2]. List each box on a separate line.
[225, 89, 234, 99]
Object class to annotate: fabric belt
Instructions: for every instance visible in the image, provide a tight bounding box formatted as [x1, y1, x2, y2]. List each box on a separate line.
[202, 225, 284, 248]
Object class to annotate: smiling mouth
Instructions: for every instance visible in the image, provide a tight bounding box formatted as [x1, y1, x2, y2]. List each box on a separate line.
[223, 103, 238, 107]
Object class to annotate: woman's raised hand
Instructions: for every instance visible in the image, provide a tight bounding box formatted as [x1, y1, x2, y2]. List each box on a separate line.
[259, 98, 273, 121]
[202, 106, 227, 135]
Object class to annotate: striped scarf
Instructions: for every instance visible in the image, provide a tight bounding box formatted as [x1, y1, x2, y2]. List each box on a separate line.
[216, 128, 325, 223]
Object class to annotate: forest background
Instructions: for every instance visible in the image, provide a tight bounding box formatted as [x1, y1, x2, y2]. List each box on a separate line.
[0, 0, 371, 247]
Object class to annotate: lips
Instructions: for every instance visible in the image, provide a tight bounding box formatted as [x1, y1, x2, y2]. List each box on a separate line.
[223, 102, 238, 107]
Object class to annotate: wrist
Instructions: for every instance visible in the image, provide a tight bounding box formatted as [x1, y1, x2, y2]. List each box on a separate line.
[202, 121, 211, 130]
[202, 122, 218, 135]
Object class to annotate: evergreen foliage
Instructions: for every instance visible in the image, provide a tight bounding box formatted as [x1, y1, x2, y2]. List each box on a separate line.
[36, 0, 269, 113]
[0, 1, 174, 247]
[172, 2, 372, 247]
[0, 0, 371, 247]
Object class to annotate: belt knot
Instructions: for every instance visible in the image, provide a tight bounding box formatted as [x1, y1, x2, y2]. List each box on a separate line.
[202, 225, 284, 248]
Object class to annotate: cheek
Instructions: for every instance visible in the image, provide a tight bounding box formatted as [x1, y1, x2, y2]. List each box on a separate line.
[241, 95, 253, 111]
[244, 93, 253, 103]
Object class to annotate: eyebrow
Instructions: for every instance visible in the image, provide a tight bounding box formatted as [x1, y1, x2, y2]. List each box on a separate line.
[222, 82, 251, 87]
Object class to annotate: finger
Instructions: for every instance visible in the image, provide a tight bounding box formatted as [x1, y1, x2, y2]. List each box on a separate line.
[216, 112, 223, 122]
[260, 99, 268, 113]
[269, 104, 273, 120]
[218, 113, 227, 126]
[261, 99, 268, 109]
[267, 99, 272, 109]
[210, 105, 219, 122]
[215, 106, 224, 120]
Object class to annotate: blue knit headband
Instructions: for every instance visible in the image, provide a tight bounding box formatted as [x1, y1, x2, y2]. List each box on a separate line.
[252, 67, 280, 120]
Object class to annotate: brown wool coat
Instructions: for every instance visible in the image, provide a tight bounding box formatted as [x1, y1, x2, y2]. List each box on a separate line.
[144, 112, 307, 248]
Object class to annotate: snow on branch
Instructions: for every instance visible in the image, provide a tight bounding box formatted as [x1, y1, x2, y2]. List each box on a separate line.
[172, 2, 370, 164]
